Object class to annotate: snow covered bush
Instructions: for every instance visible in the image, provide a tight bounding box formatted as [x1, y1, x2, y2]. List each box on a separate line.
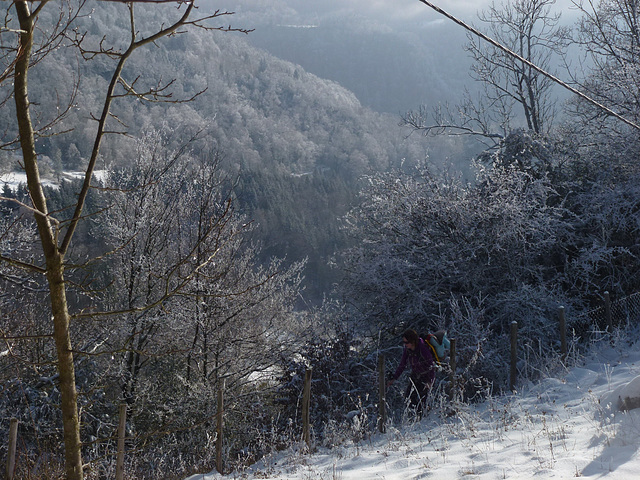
[274, 309, 379, 448]
[339, 128, 640, 395]
[339, 152, 572, 390]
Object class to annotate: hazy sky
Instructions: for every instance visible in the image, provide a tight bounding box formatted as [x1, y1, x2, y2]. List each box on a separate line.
[272, 0, 578, 24]
[285, 0, 491, 15]
[237, 0, 580, 31]
[228, 0, 583, 30]
[281, 0, 493, 23]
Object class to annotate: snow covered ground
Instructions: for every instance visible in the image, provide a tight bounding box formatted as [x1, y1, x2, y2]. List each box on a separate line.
[1, 172, 59, 190]
[0, 171, 106, 191]
[188, 335, 640, 480]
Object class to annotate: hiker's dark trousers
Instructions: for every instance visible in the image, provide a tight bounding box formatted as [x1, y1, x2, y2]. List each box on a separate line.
[405, 373, 432, 416]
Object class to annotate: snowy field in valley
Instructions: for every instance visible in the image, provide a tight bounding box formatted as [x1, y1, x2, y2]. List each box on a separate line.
[0, 171, 106, 191]
[1, 172, 59, 190]
[188, 335, 640, 480]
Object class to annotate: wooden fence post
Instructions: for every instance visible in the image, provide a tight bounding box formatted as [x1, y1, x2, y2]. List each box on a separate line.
[558, 306, 567, 362]
[6, 418, 18, 480]
[604, 291, 613, 332]
[216, 379, 225, 475]
[302, 368, 312, 449]
[378, 354, 386, 433]
[448, 338, 457, 402]
[116, 404, 126, 480]
[510, 321, 518, 392]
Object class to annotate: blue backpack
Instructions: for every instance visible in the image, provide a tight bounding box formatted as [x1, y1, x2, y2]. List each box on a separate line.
[423, 331, 450, 364]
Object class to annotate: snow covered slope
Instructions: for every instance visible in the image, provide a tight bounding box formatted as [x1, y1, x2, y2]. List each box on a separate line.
[188, 336, 640, 479]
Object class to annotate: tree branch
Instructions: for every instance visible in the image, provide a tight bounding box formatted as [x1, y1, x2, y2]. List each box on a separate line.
[60, 1, 197, 255]
[416, 0, 640, 131]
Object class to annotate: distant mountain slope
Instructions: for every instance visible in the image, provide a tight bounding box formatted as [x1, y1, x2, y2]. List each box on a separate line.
[0, 1, 458, 303]
[0, 2, 431, 178]
[216, 0, 476, 115]
[245, 20, 473, 115]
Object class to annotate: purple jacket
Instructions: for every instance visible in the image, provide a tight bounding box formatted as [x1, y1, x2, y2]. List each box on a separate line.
[393, 337, 435, 384]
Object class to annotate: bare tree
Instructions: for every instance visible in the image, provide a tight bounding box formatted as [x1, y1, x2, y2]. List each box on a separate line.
[2, 2, 248, 478]
[469, 0, 568, 134]
[568, 0, 640, 135]
[94, 133, 306, 474]
[403, 0, 568, 145]
[99, 129, 215, 404]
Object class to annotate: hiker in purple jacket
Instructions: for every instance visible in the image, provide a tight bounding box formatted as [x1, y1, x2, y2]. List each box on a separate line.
[387, 329, 436, 416]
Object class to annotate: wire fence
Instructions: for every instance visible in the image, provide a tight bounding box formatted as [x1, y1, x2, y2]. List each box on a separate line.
[571, 291, 640, 339]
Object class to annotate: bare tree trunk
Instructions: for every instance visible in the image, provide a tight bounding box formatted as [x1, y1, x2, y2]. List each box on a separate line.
[47, 261, 83, 480]
[14, 2, 84, 479]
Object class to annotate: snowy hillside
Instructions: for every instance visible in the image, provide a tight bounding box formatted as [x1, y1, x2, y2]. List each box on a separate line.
[188, 335, 640, 479]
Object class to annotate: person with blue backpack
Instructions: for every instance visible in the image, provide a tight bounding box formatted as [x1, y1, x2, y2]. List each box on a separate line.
[386, 329, 436, 417]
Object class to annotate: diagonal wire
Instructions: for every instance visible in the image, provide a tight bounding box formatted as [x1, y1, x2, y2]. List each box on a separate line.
[417, 0, 640, 132]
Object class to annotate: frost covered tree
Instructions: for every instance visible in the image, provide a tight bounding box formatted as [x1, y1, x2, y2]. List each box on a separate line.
[0, 2, 248, 478]
[338, 151, 579, 389]
[341, 157, 568, 331]
[92, 130, 306, 474]
[555, 0, 640, 299]
[340, 116, 640, 387]
[100, 129, 216, 405]
[569, 0, 640, 135]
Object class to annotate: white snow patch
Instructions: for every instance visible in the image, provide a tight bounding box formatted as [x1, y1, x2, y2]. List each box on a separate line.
[0, 170, 106, 192]
[602, 375, 640, 412]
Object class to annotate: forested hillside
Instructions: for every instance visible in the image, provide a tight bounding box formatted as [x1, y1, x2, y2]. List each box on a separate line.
[218, 0, 477, 114]
[0, 1, 452, 302]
